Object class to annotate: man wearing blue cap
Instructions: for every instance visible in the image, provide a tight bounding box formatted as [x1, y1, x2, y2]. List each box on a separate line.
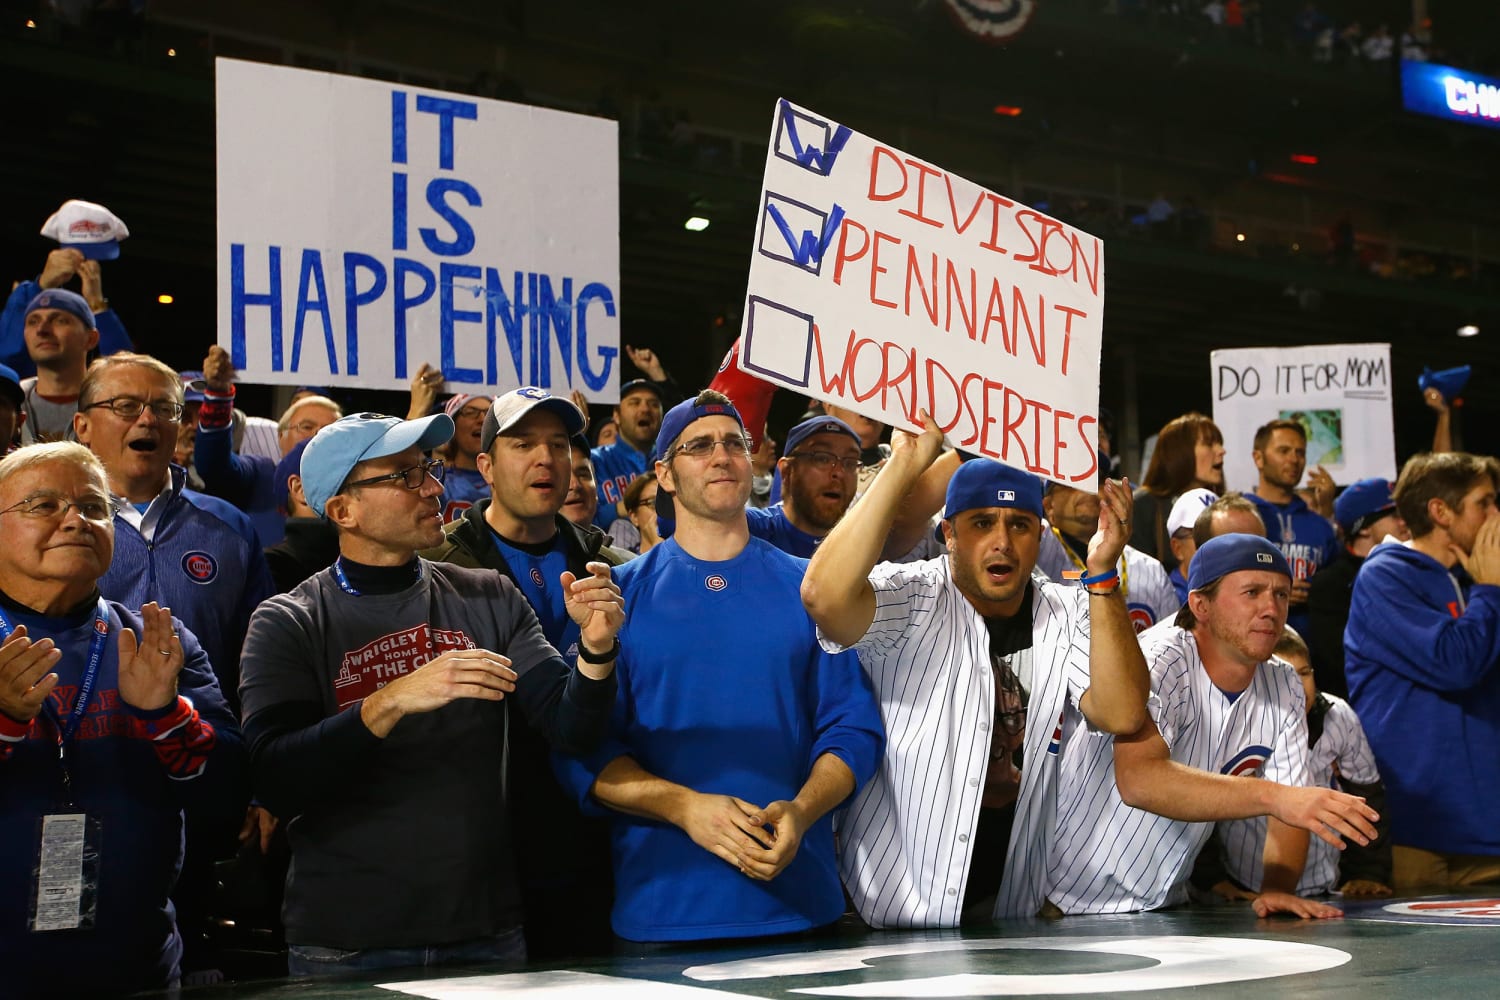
[0, 245, 132, 382]
[1043, 533, 1380, 918]
[743, 415, 863, 558]
[556, 389, 884, 943]
[802, 413, 1150, 926]
[1306, 478, 1409, 699]
[591, 378, 664, 530]
[237, 411, 623, 976]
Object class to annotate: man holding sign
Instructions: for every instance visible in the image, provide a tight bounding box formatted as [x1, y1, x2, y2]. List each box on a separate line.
[802, 413, 1148, 926]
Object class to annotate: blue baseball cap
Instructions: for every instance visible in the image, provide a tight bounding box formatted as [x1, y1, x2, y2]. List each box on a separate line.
[273, 439, 311, 513]
[300, 412, 454, 517]
[0, 363, 22, 409]
[944, 459, 1045, 522]
[783, 415, 860, 457]
[24, 288, 96, 331]
[618, 378, 663, 404]
[1334, 477, 1398, 536]
[653, 397, 746, 462]
[1186, 533, 1292, 593]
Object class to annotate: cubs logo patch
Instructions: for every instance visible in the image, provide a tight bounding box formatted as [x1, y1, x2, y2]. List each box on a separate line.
[705, 575, 728, 592]
[1346, 897, 1500, 926]
[93, 617, 110, 635]
[717, 348, 733, 373]
[1219, 745, 1271, 777]
[530, 568, 545, 588]
[181, 551, 218, 584]
[515, 387, 549, 400]
[1126, 602, 1155, 634]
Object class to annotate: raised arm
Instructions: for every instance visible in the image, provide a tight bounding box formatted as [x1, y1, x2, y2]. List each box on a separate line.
[1077, 478, 1151, 735]
[802, 410, 944, 646]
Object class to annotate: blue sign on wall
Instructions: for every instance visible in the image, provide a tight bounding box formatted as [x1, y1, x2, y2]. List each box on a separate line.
[1401, 60, 1500, 131]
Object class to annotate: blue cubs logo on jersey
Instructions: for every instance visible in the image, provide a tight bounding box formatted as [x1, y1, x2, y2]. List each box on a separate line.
[705, 575, 728, 592]
[530, 567, 545, 588]
[1126, 601, 1156, 634]
[1219, 745, 1272, 776]
[181, 551, 218, 584]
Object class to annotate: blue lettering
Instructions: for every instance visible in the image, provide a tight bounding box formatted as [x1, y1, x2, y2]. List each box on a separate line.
[485, 268, 527, 385]
[343, 253, 387, 378]
[393, 258, 436, 380]
[419, 179, 481, 256]
[537, 275, 573, 387]
[575, 282, 617, 392]
[439, 263, 484, 384]
[414, 95, 478, 170]
[292, 249, 338, 374]
[230, 244, 283, 372]
[391, 90, 407, 163]
[392, 173, 408, 251]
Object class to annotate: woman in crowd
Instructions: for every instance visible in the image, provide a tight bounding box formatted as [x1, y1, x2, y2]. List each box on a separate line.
[1131, 411, 1226, 571]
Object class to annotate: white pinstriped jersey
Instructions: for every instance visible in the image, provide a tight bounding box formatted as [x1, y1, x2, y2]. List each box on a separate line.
[1217, 692, 1380, 895]
[1036, 528, 1181, 633]
[1044, 622, 1313, 914]
[820, 557, 1093, 927]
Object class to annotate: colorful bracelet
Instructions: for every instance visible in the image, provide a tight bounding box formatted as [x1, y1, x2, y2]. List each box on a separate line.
[1078, 567, 1119, 587]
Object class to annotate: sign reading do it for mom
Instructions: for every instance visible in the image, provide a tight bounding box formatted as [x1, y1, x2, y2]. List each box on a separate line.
[739, 99, 1106, 488]
[215, 57, 622, 399]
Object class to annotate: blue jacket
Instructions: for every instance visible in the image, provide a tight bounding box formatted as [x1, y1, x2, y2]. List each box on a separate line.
[591, 439, 649, 529]
[0, 279, 133, 378]
[1345, 541, 1500, 855]
[0, 599, 244, 997]
[102, 467, 276, 709]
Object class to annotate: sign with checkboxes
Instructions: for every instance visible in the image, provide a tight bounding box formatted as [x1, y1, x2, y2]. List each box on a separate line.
[741, 98, 1108, 489]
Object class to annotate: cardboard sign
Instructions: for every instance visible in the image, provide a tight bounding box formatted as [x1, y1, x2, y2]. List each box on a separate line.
[739, 99, 1106, 487]
[215, 58, 622, 399]
[1212, 344, 1396, 489]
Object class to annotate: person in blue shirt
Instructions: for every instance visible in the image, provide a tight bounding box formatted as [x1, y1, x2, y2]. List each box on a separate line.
[0, 249, 132, 383]
[558, 390, 884, 944]
[744, 415, 862, 559]
[591, 379, 663, 529]
[1244, 419, 1338, 637]
[437, 393, 493, 522]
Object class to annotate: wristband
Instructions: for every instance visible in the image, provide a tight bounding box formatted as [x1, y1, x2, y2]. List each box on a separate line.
[576, 637, 620, 665]
[1078, 567, 1119, 587]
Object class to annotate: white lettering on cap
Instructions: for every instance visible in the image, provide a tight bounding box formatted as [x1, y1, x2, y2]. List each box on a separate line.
[1256, 552, 1273, 564]
[997, 490, 1016, 502]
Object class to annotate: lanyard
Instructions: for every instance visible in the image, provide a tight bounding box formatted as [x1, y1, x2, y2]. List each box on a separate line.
[1050, 525, 1130, 598]
[331, 557, 425, 597]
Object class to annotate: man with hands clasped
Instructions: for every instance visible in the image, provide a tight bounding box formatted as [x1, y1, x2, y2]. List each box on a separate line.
[557, 390, 884, 944]
[237, 411, 621, 977]
[801, 411, 1150, 926]
[0, 442, 242, 998]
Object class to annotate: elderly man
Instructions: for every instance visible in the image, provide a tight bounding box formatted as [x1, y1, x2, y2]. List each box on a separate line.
[1043, 534, 1380, 917]
[0, 442, 242, 998]
[558, 391, 883, 944]
[422, 388, 629, 957]
[803, 413, 1150, 925]
[238, 411, 622, 976]
[72, 353, 274, 704]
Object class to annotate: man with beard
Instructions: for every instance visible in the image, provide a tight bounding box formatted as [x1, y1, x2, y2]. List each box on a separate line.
[1038, 470, 1179, 633]
[1043, 534, 1380, 917]
[745, 416, 861, 558]
[421, 389, 628, 957]
[802, 414, 1151, 926]
[1244, 420, 1337, 636]
[557, 391, 883, 943]
[592, 379, 664, 530]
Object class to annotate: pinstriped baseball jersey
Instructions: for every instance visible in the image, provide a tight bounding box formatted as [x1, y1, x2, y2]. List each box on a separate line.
[1036, 528, 1181, 633]
[820, 557, 1092, 927]
[1045, 624, 1312, 914]
[1217, 692, 1380, 895]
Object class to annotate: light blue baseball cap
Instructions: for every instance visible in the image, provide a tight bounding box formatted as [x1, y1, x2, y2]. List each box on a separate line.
[300, 412, 454, 517]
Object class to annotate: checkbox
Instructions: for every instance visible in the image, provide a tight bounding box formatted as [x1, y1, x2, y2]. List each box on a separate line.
[772, 103, 849, 177]
[743, 296, 815, 388]
[759, 191, 831, 276]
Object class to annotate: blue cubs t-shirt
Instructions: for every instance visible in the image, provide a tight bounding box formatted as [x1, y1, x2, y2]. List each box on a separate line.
[442, 467, 490, 523]
[491, 531, 578, 660]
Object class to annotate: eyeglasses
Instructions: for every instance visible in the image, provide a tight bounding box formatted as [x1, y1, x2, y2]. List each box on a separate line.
[454, 405, 489, 421]
[0, 492, 119, 524]
[344, 457, 446, 491]
[790, 450, 860, 473]
[669, 434, 750, 460]
[84, 396, 184, 423]
[632, 492, 658, 510]
[285, 419, 330, 437]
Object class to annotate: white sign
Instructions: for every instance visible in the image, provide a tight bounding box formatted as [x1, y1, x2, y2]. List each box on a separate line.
[215, 58, 622, 399]
[740, 99, 1106, 489]
[1212, 343, 1396, 490]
